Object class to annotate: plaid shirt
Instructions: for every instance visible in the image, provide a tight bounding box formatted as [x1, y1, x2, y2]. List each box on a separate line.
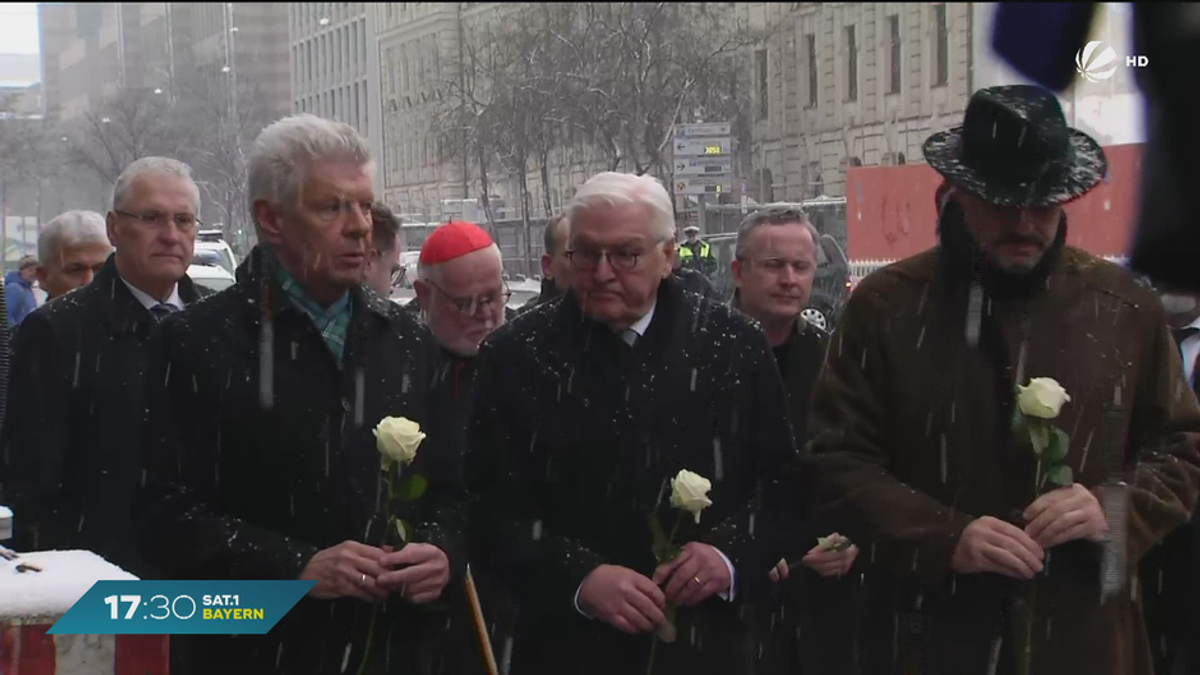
[275, 264, 353, 366]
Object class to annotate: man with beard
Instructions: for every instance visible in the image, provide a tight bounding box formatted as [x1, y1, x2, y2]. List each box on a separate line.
[804, 85, 1200, 675]
[137, 115, 461, 674]
[467, 171, 803, 675]
[1139, 284, 1200, 675]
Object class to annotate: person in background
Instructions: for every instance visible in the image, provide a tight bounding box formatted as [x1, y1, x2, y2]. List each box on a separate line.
[677, 225, 718, 278]
[1139, 284, 1200, 675]
[5, 256, 39, 326]
[412, 220, 513, 674]
[467, 171, 804, 675]
[804, 84, 1200, 675]
[521, 213, 571, 313]
[364, 202, 403, 298]
[730, 205, 859, 675]
[35, 210, 112, 301]
[136, 114, 463, 674]
[0, 156, 207, 575]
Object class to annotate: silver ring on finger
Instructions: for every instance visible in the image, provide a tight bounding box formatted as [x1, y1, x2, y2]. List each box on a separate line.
[360, 572, 367, 586]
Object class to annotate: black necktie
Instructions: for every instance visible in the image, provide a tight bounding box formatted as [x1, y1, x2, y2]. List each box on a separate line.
[149, 303, 179, 322]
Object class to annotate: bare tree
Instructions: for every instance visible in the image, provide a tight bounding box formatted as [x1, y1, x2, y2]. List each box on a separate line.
[67, 87, 184, 187]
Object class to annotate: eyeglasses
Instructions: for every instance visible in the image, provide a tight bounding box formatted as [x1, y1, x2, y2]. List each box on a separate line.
[427, 279, 511, 316]
[566, 247, 650, 272]
[114, 209, 201, 231]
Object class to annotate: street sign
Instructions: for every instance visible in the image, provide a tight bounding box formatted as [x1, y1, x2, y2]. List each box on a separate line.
[674, 177, 734, 195]
[674, 122, 732, 138]
[674, 137, 731, 157]
[673, 156, 733, 176]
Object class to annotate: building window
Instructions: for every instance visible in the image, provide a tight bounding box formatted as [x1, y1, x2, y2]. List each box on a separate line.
[845, 26, 857, 102]
[934, 3, 948, 87]
[889, 14, 901, 94]
[755, 48, 768, 120]
[806, 34, 817, 108]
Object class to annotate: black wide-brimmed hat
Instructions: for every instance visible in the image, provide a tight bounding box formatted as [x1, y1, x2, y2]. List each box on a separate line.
[923, 84, 1107, 207]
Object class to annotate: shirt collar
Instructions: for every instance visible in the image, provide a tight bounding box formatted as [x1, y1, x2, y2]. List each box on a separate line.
[624, 300, 657, 337]
[120, 277, 182, 311]
[1189, 314, 1200, 331]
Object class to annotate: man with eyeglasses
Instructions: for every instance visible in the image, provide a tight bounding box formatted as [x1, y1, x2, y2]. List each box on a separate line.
[365, 202, 405, 298]
[0, 156, 208, 577]
[467, 171, 804, 675]
[730, 206, 860, 675]
[406, 220, 517, 674]
[135, 115, 466, 674]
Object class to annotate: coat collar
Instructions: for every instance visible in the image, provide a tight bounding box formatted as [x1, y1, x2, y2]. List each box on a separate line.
[234, 245, 394, 327]
[557, 274, 686, 360]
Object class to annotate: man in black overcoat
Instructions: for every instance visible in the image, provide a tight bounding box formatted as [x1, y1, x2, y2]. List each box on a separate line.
[1, 156, 208, 574]
[467, 171, 804, 675]
[137, 115, 466, 674]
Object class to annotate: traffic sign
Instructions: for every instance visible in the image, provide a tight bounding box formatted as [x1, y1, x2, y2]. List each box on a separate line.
[674, 122, 732, 138]
[674, 177, 733, 195]
[673, 156, 732, 176]
[674, 137, 731, 157]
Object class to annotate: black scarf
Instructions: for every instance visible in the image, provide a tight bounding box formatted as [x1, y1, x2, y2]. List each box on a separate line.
[936, 201, 1068, 450]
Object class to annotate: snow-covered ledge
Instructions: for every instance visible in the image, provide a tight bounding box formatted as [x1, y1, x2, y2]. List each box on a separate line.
[0, 545, 169, 673]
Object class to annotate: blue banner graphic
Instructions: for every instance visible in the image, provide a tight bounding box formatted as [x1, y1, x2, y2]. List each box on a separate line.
[47, 580, 316, 635]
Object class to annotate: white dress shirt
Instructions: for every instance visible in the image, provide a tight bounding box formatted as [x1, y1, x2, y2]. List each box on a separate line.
[574, 301, 737, 617]
[1181, 315, 1200, 389]
[120, 277, 183, 312]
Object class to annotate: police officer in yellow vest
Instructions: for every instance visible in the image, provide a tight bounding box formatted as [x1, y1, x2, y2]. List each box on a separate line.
[679, 225, 718, 278]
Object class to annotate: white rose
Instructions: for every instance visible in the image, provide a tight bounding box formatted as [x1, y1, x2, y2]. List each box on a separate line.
[670, 469, 713, 524]
[1017, 378, 1072, 419]
[374, 417, 425, 466]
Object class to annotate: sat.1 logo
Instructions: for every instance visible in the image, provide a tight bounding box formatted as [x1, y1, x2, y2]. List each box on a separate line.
[1075, 40, 1148, 83]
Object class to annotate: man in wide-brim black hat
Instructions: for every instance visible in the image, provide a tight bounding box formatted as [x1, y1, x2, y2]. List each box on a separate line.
[802, 83, 1200, 675]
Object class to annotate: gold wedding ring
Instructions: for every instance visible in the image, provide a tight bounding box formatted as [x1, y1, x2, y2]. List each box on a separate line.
[360, 573, 367, 585]
[693, 575, 702, 586]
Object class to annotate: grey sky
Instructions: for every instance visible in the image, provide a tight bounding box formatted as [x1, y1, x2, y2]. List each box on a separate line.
[0, 4, 41, 59]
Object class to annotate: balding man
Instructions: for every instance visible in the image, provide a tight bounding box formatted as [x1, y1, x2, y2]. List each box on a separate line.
[467, 171, 803, 675]
[36, 210, 112, 301]
[0, 157, 207, 574]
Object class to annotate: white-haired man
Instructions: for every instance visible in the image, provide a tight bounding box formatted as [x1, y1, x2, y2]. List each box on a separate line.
[35, 210, 112, 301]
[136, 114, 467, 674]
[467, 171, 804, 675]
[0, 157, 207, 576]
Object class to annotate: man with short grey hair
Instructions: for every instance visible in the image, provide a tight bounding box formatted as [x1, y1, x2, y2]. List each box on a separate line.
[0, 156, 208, 580]
[35, 210, 111, 301]
[467, 171, 805, 674]
[137, 114, 466, 674]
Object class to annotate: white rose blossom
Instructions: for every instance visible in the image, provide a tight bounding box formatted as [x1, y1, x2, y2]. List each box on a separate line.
[1017, 377, 1071, 419]
[374, 416, 425, 467]
[670, 469, 713, 524]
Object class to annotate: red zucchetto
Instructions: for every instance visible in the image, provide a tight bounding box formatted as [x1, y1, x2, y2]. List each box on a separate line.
[418, 221, 494, 265]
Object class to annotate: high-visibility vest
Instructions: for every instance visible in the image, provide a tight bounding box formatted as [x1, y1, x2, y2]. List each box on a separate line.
[679, 240, 713, 260]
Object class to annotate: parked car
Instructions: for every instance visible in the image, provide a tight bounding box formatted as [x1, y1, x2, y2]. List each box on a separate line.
[706, 229, 851, 332]
[187, 262, 236, 293]
[195, 239, 238, 276]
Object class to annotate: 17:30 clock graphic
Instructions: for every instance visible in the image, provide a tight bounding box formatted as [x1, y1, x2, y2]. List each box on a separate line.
[50, 581, 314, 635]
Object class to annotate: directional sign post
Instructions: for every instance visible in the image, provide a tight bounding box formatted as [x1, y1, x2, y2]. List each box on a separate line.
[675, 177, 734, 195]
[673, 156, 733, 176]
[674, 138, 732, 157]
[672, 122, 733, 234]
